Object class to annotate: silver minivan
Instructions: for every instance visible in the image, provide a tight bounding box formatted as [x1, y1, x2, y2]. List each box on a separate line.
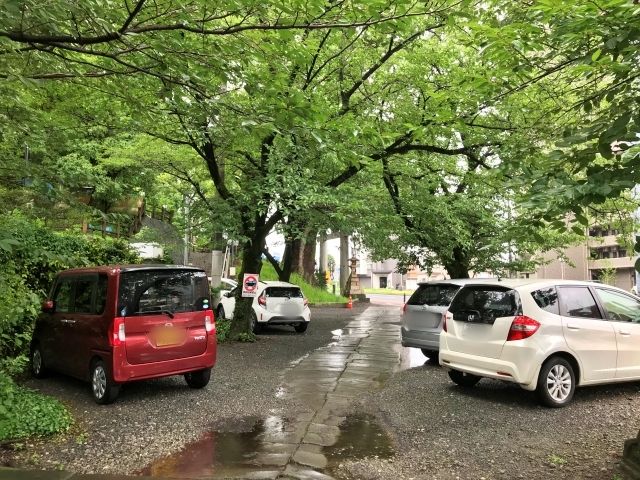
[402, 279, 488, 359]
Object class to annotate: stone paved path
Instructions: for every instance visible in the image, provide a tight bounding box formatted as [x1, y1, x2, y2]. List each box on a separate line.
[247, 306, 403, 479]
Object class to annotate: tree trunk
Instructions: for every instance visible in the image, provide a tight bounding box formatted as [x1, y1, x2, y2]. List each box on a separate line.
[282, 237, 302, 281]
[229, 233, 266, 338]
[443, 246, 470, 279]
[301, 238, 316, 283]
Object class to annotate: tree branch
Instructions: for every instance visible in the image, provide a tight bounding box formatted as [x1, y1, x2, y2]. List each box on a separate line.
[262, 247, 284, 278]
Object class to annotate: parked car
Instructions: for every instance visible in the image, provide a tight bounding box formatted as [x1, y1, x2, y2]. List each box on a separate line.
[216, 281, 310, 333]
[31, 265, 217, 404]
[439, 279, 640, 407]
[212, 277, 238, 307]
[402, 280, 473, 359]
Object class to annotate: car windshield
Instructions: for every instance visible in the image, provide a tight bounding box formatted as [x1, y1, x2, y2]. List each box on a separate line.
[266, 287, 303, 298]
[118, 269, 210, 316]
[407, 284, 460, 306]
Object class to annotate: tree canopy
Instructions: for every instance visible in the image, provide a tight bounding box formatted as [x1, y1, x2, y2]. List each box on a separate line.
[1, 0, 638, 335]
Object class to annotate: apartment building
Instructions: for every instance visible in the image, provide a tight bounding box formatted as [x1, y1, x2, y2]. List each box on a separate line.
[533, 226, 637, 292]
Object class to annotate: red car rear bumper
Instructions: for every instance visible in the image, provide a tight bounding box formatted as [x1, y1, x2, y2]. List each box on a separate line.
[112, 334, 216, 383]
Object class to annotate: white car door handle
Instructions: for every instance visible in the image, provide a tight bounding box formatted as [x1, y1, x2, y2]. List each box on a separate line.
[566, 324, 580, 331]
[618, 330, 631, 336]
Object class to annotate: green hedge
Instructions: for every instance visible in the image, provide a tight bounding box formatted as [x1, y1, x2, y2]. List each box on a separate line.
[0, 213, 138, 441]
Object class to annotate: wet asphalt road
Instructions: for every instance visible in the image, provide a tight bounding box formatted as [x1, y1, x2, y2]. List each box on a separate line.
[3, 305, 640, 479]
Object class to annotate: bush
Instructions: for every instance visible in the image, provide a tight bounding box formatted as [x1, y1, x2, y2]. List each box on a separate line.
[0, 213, 137, 441]
[215, 318, 231, 343]
[0, 372, 72, 442]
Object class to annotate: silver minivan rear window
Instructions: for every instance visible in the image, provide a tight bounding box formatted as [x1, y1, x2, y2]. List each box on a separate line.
[449, 286, 521, 324]
[118, 269, 210, 316]
[407, 284, 460, 306]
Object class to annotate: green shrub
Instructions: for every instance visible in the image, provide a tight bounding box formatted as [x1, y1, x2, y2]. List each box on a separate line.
[215, 318, 231, 343]
[0, 213, 137, 441]
[0, 373, 72, 441]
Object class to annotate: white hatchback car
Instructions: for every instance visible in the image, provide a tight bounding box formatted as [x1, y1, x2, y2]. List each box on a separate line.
[439, 279, 640, 407]
[216, 281, 310, 333]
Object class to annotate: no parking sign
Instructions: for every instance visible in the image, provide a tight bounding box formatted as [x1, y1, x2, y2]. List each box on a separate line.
[242, 273, 259, 297]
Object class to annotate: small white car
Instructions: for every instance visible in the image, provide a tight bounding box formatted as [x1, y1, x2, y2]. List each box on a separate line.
[216, 281, 310, 333]
[211, 277, 238, 307]
[439, 279, 640, 407]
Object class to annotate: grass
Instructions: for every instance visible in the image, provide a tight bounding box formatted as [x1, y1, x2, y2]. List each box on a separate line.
[0, 374, 72, 442]
[548, 454, 567, 466]
[364, 287, 413, 295]
[260, 262, 348, 305]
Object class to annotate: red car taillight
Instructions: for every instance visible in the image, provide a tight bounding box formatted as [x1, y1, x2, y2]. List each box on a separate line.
[258, 295, 266, 307]
[204, 309, 215, 333]
[506, 315, 540, 341]
[109, 317, 126, 346]
[442, 311, 448, 332]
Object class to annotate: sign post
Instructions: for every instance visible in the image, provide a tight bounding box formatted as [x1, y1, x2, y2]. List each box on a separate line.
[242, 273, 259, 298]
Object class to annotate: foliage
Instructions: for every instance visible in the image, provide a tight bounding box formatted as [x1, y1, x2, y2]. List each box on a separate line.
[214, 318, 232, 343]
[477, 0, 640, 218]
[596, 261, 617, 286]
[236, 332, 256, 343]
[0, 372, 72, 441]
[0, 213, 138, 372]
[1, 0, 637, 330]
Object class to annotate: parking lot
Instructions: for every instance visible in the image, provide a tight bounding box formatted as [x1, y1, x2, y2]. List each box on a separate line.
[2, 305, 639, 479]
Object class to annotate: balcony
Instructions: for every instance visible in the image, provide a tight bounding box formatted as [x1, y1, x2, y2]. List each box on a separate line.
[589, 257, 636, 270]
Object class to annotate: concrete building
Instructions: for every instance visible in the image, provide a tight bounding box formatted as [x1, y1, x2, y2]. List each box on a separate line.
[532, 226, 637, 292]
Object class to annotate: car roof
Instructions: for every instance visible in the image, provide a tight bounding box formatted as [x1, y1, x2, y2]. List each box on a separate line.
[417, 278, 499, 287]
[453, 278, 630, 292]
[58, 264, 206, 275]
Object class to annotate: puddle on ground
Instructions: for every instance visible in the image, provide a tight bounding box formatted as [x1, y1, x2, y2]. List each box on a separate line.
[324, 413, 394, 464]
[138, 413, 393, 478]
[139, 308, 402, 479]
[138, 417, 267, 478]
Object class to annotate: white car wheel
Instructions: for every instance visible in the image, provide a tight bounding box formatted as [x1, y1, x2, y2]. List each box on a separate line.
[536, 357, 575, 408]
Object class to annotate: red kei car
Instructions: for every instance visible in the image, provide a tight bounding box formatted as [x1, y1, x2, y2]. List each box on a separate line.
[30, 265, 217, 404]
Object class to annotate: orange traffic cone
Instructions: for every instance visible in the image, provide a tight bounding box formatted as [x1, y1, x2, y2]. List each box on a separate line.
[346, 295, 353, 309]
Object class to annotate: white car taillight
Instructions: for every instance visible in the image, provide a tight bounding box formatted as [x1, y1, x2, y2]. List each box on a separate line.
[442, 311, 448, 332]
[258, 295, 266, 307]
[507, 315, 540, 341]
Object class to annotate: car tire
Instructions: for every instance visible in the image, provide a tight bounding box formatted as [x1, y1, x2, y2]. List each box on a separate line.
[448, 369, 481, 388]
[216, 306, 225, 321]
[421, 349, 439, 362]
[294, 322, 308, 333]
[536, 356, 575, 408]
[251, 312, 262, 334]
[91, 360, 120, 405]
[30, 344, 48, 379]
[184, 368, 211, 389]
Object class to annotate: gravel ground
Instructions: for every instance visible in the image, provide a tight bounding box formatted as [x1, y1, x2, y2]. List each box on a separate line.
[1, 305, 367, 475]
[343, 355, 640, 480]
